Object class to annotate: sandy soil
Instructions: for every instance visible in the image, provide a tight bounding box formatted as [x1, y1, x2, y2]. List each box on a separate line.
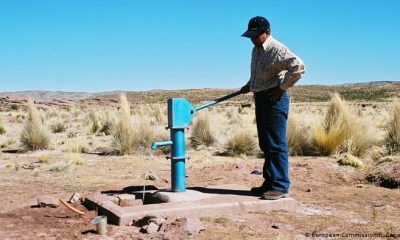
[0, 149, 399, 239]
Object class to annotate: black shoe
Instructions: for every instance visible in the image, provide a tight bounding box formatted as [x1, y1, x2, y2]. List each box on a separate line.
[250, 184, 269, 196]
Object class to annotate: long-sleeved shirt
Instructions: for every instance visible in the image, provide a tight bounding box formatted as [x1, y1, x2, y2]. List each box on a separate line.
[247, 35, 305, 92]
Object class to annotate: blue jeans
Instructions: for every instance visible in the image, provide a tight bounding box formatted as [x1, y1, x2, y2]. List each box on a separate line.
[254, 90, 290, 193]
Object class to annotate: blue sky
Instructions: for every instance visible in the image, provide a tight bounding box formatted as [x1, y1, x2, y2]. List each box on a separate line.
[0, 0, 399, 92]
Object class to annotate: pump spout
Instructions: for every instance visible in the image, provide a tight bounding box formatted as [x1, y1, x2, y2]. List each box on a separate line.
[151, 140, 173, 150]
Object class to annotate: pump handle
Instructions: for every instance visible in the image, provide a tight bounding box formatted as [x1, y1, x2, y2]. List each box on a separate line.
[193, 90, 243, 113]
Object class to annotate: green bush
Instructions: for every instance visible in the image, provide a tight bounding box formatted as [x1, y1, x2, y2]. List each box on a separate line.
[10, 104, 18, 110]
[0, 124, 5, 135]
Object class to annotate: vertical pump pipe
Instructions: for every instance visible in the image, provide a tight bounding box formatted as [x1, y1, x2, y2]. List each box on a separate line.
[151, 91, 242, 192]
[171, 128, 186, 192]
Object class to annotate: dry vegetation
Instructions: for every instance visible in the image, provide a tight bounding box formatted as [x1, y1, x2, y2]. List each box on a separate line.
[385, 100, 400, 154]
[110, 94, 136, 155]
[0, 90, 398, 169]
[20, 99, 51, 150]
[189, 112, 215, 148]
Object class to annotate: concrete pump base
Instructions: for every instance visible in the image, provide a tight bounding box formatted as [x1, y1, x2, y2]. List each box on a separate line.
[84, 184, 297, 226]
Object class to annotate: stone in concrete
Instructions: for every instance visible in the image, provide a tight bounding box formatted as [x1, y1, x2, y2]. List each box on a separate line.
[116, 194, 143, 207]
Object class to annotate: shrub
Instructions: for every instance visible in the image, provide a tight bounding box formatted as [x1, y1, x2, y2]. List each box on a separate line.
[190, 112, 215, 148]
[20, 99, 51, 150]
[224, 130, 255, 156]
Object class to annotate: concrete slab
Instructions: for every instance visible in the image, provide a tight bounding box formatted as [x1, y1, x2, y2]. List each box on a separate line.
[151, 189, 212, 203]
[84, 184, 297, 226]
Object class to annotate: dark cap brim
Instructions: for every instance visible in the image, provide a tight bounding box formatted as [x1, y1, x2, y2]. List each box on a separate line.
[241, 30, 263, 38]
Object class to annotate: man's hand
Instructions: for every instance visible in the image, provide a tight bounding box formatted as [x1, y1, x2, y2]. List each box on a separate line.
[270, 86, 285, 101]
[239, 84, 251, 94]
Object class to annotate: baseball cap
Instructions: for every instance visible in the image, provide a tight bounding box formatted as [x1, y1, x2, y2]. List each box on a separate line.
[241, 16, 270, 38]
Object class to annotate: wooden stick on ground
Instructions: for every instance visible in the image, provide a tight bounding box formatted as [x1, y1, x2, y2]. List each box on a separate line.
[58, 198, 85, 215]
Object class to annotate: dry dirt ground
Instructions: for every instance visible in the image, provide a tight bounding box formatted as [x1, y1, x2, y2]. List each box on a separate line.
[0, 150, 399, 240]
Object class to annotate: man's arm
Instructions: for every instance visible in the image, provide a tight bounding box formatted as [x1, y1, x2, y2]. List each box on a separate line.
[278, 50, 305, 91]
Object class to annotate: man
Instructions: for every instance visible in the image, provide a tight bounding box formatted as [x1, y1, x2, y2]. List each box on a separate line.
[240, 16, 305, 200]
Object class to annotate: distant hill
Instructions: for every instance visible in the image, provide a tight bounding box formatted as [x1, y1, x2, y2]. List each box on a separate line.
[336, 81, 398, 87]
[81, 81, 400, 106]
[0, 91, 95, 101]
[0, 81, 399, 110]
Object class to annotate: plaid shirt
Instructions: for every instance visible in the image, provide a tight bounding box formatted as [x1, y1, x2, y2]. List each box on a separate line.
[247, 36, 305, 92]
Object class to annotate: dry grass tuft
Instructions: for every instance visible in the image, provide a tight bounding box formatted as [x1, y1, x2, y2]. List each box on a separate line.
[0, 138, 16, 149]
[50, 118, 67, 133]
[64, 140, 89, 154]
[286, 112, 313, 156]
[135, 119, 155, 153]
[150, 105, 166, 125]
[111, 94, 136, 155]
[45, 108, 58, 119]
[20, 99, 51, 150]
[68, 153, 84, 165]
[48, 162, 71, 172]
[99, 110, 117, 135]
[368, 146, 389, 162]
[0, 122, 5, 135]
[385, 101, 400, 153]
[311, 93, 351, 155]
[86, 109, 101, 134]
[338, 153, 364, 169]
[38, 154, 51, 163]
[224, 130, 255, 156]
[190, 112, 215, 148]
[310, 93, 376, 156]
[66, 128, 79, 138]
[226, 108, 242, 124]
